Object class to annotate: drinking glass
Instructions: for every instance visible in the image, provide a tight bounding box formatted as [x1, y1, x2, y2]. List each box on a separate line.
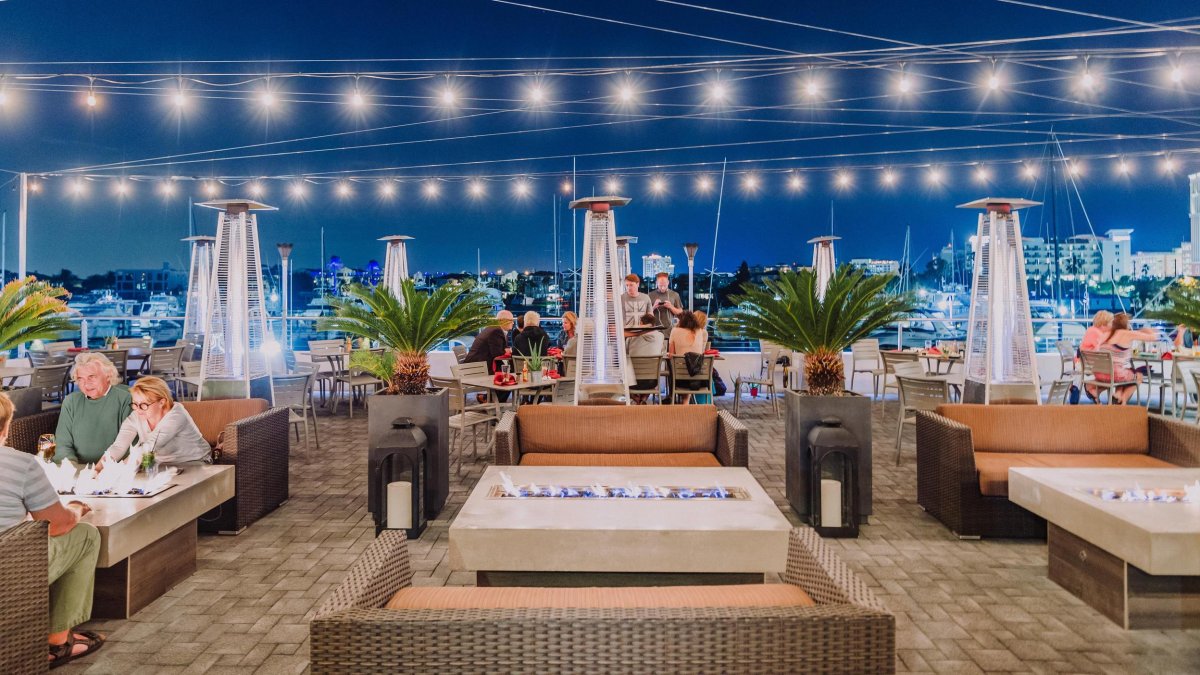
[501, 362, 511, 376]
[924, 340, 932, 351]
[37, 434, 56, 461]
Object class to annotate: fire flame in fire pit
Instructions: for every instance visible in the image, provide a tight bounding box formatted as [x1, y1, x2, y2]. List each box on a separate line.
[1087, 480, 1200, 503]
[492, 472, 748, 500]
[39, 457, 178, 497]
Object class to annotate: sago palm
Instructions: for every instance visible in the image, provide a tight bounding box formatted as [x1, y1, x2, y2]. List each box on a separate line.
[0, 277, 76, 353]
[1145, 280, 1200, 336]
[318, 280, 497, 395]
[724, 266, 916, 395]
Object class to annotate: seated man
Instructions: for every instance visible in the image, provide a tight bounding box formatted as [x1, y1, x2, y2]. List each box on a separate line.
[463, 310, 514, 375]
[513, 311, 551, 357]
[54, 353, 133, 466]
[0, 392, 105, 668]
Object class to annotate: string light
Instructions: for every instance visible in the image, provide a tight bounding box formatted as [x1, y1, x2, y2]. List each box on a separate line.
[440, 86, 456, 107]
[1117, 158, 1132, 176]
[528, 82, 547, 106]
[973, 166, 989, 183]
[513, 179, 531, 197]
[29, 180, 41, 193]
[0, 90, 7, 107]
[159, 181, 174, 196]
[708, 81, 728, 103]
[1079, 57, 1096, 91]
[336, 181, 352, 197]
[1023, 164, 1038, 180]
[85, 85, 98, 108]
[260, 91, 275, 108]
[291, 181, 307, 198]
[70, 180, 86, 197]
[787, 174, 803, 191]
[618, 82, 636, 104]
[423, 180, 440, 198]
[1162, 155, 1178, 173]
[741, 173, 759, 192]
[350, 91, 365, 108]
[650, 176, 666, 194]
[896, 65, 912, 95]
[560, 180, 572, 194]
[249, 182, 264, 197]
[835, 171, 852, 189]
[928, 167, 945, 185]
[696, 175, 713, 193]
[203, 181, 218, 197]
[114, 180, 130, 197]
[379, 181, 396, 198]
[1170, 59, 1186, 85]
[881, 169, 897, 187]
[469, 180, 485, 197]
[1068, 160, 1083, 177]
[605, 177, 620, 193]
[988, 74, 1001, 91]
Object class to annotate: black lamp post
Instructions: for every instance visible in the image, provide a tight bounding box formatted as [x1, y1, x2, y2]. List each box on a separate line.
[683, 242, 699, 311]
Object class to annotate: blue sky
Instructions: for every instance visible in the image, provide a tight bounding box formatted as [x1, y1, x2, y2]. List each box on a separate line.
[1, 0, 1197, 276]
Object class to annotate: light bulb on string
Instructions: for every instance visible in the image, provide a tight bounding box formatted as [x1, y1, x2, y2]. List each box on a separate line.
[560, 180, 572, 194]
[336, 181, 352, 198]
[835, 171, 852, 189]
[203, 181, 218, 197]
[696, 175, 713, 193]
[988, 74, 1000, 91]
[787, 174, 804, 191]
[605, 177, 621, 194]
[379, 181, 396, 199]
[1067, 160, 1083, 177]
[85, 87, 98, 108]
[291, 181, 306, 198]
[896, 65, 912, 95]
[1162, 155, 1178, 174]
[0, 89, 7, 107]
[741, 173, 760, 192]
[1117, 158, 1133, 176]
[115, 180, 130, 197]
[249, 182, 264, 198]
[440, 87, 456, 106]
[469, 180, 485, 198]
[882, 169, 897, 187]
[70, 180, 86, 197]
[1079, 58, 1096, 91]
[423, 181, 440, 198]
[350, 91, 365, 108]
[28, 179, 40, 193]
[708, 80, 728, 103]
[260, 91, 275, 108]
[650, 177, 667, 194]
[513, 179, 531, 198]
[1023, 164, 1038, 180]
[1170, 59, 1186, 85]
[159, 181, 175, 197]
[928, 167, 945, 185]
[618, 83, 636, 104]
[973, 166, 989, 184]
[528, 82, 547, 106]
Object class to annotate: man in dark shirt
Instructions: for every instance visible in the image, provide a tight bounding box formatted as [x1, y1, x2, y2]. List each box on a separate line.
[464, 310, 514, 374]
[647, 272, 684, 338]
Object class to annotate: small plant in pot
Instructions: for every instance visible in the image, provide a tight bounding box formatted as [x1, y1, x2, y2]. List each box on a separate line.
[525, 340, 547, 384]
[0, 276, 75, 370]
[724, 265, 915, 523]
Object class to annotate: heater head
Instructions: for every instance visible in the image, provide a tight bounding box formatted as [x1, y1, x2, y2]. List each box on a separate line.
[569, 195, 631, 210]
[956, 197, 1041, 211]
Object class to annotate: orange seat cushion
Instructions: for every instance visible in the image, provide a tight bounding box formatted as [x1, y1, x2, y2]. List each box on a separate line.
[516, 404, 718, 454]
[938, 404, 1148, 455]
[181, 399, 269, 446]
[386, 584, 814, 610]
[975, 452, 1177, 497]
[519, 452, 721, 467]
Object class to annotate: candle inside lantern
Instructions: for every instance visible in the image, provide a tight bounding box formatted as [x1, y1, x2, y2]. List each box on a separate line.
[821, 478, 843, 528]
[387, 481, 412, 529]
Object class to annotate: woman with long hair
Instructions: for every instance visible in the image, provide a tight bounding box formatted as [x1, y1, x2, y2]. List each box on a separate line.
[1096, 313, 1159, 404]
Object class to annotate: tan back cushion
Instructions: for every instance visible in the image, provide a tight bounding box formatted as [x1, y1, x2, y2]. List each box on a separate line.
[937, 404, 1148, 454]
[181, 399, 269, 446]
[519, 452, 722, 468]
[516, 404, 718, 454]
[386, 584, 813, 610]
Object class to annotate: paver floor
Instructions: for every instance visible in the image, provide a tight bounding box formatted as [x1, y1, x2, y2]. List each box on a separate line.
[61, 395, 1200, 674]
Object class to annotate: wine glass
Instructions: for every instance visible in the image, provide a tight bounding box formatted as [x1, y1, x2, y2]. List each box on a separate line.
[37, 434, 56, 461]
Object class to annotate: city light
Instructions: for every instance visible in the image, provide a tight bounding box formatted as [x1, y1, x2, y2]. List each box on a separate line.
[469, 180, 485, 197]
[423, 181, 440, 198]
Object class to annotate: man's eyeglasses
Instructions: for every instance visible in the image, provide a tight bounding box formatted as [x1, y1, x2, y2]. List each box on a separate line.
[131, 401, 159, 411]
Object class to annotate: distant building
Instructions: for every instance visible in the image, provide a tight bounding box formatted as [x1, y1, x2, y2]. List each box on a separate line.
[1190, 172, 1200, 275]
[849, 258, 901, 276]
[641, 254, 674, 281]
[968, 229, 1133, 282]
[114, 263, 187, 301]
[1131, 242, 1193, 278]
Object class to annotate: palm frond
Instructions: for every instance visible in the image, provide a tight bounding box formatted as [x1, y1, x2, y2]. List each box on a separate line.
[1146, 283, 1200, 334]
[0, 277, 74, 352]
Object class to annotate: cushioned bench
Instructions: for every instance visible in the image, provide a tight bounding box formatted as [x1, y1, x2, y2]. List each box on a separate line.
[310, 528, 895, 674]
[916, 404, 1200, 538]
[493, 404, 748, 467]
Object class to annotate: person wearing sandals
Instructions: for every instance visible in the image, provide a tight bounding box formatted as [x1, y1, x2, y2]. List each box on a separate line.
[0, 392, 105, 668]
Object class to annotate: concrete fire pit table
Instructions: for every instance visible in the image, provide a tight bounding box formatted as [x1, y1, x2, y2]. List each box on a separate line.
[450, 466, 791, 587]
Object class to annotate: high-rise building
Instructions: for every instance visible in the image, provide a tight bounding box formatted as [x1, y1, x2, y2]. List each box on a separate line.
[968, 229, 1133, 283]
[1131, 242, 1193, 278]
[848, 258, 901, 276]
[641, 254, 674, 281]
[1190, 172, 1200, 275]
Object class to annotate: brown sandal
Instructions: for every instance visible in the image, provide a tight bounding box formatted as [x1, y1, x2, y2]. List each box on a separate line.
[48, 630, 105, 669]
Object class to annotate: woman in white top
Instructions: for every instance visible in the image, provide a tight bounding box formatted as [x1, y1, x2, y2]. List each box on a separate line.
[99, 376, 211, 468]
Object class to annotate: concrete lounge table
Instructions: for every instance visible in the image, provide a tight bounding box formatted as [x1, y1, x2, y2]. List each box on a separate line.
[450, 466, 791, 587]
[76, 464, 234, 618]
[1008, 467, 1200, 629]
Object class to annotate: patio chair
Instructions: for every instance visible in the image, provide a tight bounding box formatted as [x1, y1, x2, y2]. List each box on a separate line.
[175, 338, 201, 361]
[97, 348, 130, 383]
[895, 375, 949, 464]
[1055, 339, 1078, 379]
[849, 338, 885, 398]
[149, 345, 185, 391]
[0, 521, 47, 673]
[43, 340, 76, 354]
[1045, 378, 1074, 405]
[179, 360, 202, 400]
[30, 363, 70, 404]
[1080, 350, 1122, 404]
[733, 346, 780, 417]
[308, 338, 344, 352]
[628, 355, 665, 404]
[27, 350, 67, 368]
[451, 344, 468, 363]
[432, 375, 499, 464]
[880, 351, 922, 401]
[114, 337, 152, 350]
[332, 355, 383, 418]
[669, 354, 713, 405]
[273, 372, 319, 451]
[1169, 360, 1199, 420]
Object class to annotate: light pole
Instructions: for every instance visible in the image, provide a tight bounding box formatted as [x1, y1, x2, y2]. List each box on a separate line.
[683, 242, 699, 311]
[277, 243, 293, 350]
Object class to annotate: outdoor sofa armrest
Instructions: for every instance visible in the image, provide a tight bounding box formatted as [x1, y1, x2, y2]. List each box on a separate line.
[1149, 414, 1200, 467]
[915, 410, 977, 531]
[715, 409, 749, 467]
[312, 530, 413, 620]
[216, 406, 290, 531]
[9, 408, 61, 455]
[782, 526, 890, 613]
[492, 411, 520, 465]
[0, 521, 49, 674]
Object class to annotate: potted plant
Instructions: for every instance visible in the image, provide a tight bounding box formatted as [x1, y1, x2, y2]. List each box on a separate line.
[319, 279, 497, 519]
[0, 276, 75, 411]
[724, 265, 915, 523]
[1146, 278, 1199, 350]
[526, 340, 546, 383]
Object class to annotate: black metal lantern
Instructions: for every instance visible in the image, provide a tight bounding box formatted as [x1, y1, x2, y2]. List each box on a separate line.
[808, 417, 860, 538]
[369, 417, 429, 540]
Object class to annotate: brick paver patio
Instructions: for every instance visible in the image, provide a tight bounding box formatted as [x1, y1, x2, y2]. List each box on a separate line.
[60, 396, 1200, 674]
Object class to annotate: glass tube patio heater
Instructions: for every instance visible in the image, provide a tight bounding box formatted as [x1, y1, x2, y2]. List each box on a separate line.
[808, 235, 841, 301]
[182, 235, 216, 342]
[379, 235, 414, 297]
[959, 197, 1042, 404]
[196, 199, 277, 403]
[571, 196, 632, 403]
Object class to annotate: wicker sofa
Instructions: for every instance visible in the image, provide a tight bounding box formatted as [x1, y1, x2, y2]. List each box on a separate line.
[493, 404, 748, 467]
[0, 521, 47, 674]
[9, 399, 289, 535]
[916, 404, 1200, 539]
[310, 528, 895, 674]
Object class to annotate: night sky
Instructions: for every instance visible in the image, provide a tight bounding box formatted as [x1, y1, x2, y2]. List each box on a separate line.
[1, 0, 1197, 278]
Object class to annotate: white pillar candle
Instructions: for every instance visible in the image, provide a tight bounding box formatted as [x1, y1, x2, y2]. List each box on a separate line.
[820, 478, 843, 528]
[387, 481, 412, 529]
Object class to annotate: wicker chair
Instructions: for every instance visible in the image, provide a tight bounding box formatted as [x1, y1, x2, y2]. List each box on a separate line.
[916, 405, 1200, 539]
[494, 404, 748, 468]
[310, 528, 895, 675]
[0, 521, 47, 674]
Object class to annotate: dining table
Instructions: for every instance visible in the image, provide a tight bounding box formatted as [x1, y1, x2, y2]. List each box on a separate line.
[0, 364, 34, 387]
[459, 374, 572, 410]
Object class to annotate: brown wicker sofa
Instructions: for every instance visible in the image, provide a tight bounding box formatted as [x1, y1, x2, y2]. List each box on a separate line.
[493, 404, 748, 467]
[9, 399, 289, 535]
[310, 528, 895, 674]
[916, 404, 1200, 539]
[0, 521, 47, 674]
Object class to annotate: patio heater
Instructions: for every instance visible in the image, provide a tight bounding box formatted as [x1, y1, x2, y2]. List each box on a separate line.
[615, 235, 637, 282]
[182, 235, 216, 342]
[808, 235, 840, 301]
[379, 235, 414, 297]
[276, 243, 293, 351]
[571, 196, 632, 404]
[959, 197, 1042, 404]
[683, 242, 699, 311]
[196, 199, 277, 403]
